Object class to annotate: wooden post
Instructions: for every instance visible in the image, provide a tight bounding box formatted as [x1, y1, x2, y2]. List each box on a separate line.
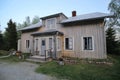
[54, 35, 57, 59]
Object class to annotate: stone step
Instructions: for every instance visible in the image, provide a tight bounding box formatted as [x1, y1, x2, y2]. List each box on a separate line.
[26, 56, 51, 63]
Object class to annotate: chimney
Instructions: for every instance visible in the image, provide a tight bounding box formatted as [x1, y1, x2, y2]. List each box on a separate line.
[72, 11, 76, 17]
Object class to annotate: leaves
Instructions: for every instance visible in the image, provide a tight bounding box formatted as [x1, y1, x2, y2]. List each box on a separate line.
[108, 0, 120, 27]
[106, 27, 120, 54]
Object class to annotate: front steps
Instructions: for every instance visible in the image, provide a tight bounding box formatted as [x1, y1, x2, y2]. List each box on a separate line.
[26, 55, 51, 63]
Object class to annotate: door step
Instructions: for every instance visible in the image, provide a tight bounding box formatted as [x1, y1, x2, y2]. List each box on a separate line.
[26, 56, 50, 63]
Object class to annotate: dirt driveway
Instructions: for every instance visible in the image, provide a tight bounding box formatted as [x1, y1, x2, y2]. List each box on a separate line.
[0, 61, 57, 80]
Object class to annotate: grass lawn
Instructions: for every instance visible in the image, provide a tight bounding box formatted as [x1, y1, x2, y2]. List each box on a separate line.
[35, 55, 120, 80]
[0, 55, 25, 62]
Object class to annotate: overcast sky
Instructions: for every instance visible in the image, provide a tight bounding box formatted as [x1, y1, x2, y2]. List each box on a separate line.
[0, 0, 111, 32]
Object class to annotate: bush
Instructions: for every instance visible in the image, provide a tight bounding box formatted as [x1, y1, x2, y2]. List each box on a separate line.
[0, 50, 9, 56]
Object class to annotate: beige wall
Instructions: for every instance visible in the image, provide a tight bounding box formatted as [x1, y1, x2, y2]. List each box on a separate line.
[61, 22, 106, 59]
[21, 32, 34, 53]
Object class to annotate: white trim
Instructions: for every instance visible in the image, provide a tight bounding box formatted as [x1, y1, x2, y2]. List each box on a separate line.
[64, 37, 74, 51]
[57, 37, 61, 51]
[81, 36, 94, 51]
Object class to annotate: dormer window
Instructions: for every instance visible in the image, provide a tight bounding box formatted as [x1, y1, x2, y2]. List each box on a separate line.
[46, 18, 56, 29]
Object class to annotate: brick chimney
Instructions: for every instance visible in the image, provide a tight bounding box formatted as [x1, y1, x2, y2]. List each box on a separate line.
[72, 11, 76, 17]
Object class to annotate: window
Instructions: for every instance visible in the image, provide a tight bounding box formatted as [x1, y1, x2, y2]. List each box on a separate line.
[57, 38, 61, 50]
[47, 18, 56, 29]
[83, 37, 93, 50]
[65, 37, 73, 50]
[35, 39, 38, 50]
[26, 40, 30, 48]
[42, 40, 45, 46]
[49, 38, 53, 49]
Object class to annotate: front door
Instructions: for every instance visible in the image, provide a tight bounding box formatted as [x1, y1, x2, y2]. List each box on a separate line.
[41, 39, 46, 56]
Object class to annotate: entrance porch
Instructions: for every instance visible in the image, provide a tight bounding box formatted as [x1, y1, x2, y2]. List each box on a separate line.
[31, 29, 64, 60]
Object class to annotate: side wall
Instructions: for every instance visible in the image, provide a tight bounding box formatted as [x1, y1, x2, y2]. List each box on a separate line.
[21, 32, 34, 53]
[61, 21, 107, 59]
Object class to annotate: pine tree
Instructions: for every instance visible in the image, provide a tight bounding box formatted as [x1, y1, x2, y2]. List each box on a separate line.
[106, 27, 120, 54]
[4, 19, 17, 50]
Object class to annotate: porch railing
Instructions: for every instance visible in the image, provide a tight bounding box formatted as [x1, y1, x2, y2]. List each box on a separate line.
[44, 48, 53, 61]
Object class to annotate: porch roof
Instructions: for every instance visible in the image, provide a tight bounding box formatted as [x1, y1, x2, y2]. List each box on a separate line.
[31, 29, 64, 36]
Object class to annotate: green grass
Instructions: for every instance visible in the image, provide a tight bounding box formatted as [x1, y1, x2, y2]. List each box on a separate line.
[0, 55, 25, 62]
[35, 55, 120, 80]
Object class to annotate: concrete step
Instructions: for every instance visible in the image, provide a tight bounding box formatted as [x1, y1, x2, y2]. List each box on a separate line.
[26, 56, 51, 63]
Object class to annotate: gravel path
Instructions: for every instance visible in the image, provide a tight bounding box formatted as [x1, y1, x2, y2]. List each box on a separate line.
[0, 61, 57, 80]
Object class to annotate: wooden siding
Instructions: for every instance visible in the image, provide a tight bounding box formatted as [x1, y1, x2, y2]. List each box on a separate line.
[61, 21, 106, 59]
[20, 14, 106, 59]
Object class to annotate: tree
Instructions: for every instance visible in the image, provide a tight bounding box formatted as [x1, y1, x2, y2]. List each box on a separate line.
[108, 0, 120, 27]
[0, 32, 4, 50]
[106, 27, 120, 54]
[4, 19, 17, 50]
[25, 16, 31, 26]
[32, 16, 40, 24]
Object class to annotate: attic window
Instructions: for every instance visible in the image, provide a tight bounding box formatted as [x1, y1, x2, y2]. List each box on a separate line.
[46, 18, 56, 29]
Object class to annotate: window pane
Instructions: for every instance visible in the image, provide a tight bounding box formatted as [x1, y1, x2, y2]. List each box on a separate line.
[65, 38, 69, 49]
[88, 37, 92, 50]
[47, 18, 55, 29]
[28, 40, 30, 48]
[69, 38, 73, 49]
[57, 38, 61, 50]
[83, 37, 87, 50]
[49, 38, 52, 49]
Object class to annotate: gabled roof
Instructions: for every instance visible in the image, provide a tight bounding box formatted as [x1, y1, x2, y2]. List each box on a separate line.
[40, 13, 67, 20]
[61, 12, 113, 24]
[19, 22, 42, 31]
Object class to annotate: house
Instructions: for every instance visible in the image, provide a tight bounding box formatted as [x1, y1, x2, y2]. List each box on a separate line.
[18, 11, 112, 59]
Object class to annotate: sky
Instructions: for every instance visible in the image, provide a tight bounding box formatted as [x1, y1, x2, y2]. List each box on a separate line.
[0, 0, 111, 32]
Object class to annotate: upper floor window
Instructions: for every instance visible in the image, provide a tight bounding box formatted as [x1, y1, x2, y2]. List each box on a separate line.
[46, 18, 56, 29]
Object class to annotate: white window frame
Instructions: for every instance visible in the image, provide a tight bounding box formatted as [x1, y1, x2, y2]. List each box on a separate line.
[57, 38, 61, 51]
[82, 36, 94, 51]
[64, 37, 74, 51]
[46, 18, 56, 29]
[49, 37, 53, 49]
[26, 40, 30, 49]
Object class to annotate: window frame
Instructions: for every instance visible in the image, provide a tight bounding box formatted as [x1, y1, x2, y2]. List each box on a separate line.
[82, 36, 94, 51]
[64, 37, 74, 50]
[26, 40, 30, 49]
[49, 38, 53, 49]
[57, 38, 61, 51]
[46, 18, 56, 29]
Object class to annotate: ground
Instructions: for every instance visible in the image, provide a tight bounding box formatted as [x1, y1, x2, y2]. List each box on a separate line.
[0, 61, 57, 80]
